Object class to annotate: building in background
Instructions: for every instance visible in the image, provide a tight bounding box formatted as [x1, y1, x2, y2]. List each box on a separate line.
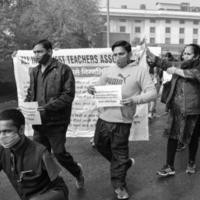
[96, 2, 200, 56]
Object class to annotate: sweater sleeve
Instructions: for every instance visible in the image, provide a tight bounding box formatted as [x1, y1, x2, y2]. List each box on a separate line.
[132, 67, 157, 104]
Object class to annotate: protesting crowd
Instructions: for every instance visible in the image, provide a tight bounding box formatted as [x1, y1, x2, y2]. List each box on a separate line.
[0, 38, 200, 200]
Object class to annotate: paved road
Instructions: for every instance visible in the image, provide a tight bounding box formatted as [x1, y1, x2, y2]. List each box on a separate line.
[0, 100, 200, 200]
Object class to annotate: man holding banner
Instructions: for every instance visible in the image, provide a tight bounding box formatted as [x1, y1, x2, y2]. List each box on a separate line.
[25, 39, 84, 189]
[88, 40, 157, 199]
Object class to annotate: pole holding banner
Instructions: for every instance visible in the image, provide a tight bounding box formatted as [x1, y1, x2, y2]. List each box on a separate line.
[106, 0, 110, 47]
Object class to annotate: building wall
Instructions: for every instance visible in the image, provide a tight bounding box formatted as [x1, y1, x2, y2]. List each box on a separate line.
[97, 7, 200, 54]
[107, 16, 200, 45]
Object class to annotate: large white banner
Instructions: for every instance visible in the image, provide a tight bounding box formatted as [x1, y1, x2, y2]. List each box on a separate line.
[13, 46, 161, 140]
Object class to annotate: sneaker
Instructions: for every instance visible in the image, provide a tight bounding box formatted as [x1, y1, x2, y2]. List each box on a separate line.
[176, 143, 187, 152]
[114, 187, 129, 200]
[90, 137, 95, 148]
[75, 163, 85, 189]
[186, 161, 196, 174]
[148, 112, 153, 120]
[128, 158, 135, 169]
[157, 165, 175, 177]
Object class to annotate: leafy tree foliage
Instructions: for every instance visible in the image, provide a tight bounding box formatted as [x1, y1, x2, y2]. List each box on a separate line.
[0, 0, 103, 61]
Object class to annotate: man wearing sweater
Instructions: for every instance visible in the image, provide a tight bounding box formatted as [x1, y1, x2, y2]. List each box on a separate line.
[88, 40, 157, 200]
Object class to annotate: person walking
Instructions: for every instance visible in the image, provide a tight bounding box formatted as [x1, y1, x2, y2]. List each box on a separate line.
[0, 109, 69, 200]
[88, 40, 157, 199]
[147, 44, 200, 176]
[25, 39, 84, 189]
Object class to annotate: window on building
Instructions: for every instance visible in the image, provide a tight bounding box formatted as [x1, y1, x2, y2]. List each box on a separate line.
[193, 39, 198, 44]
[193, 20, 199, 25]
[135, 20, 141, 23]
[179, 28, 184, 34]
[179, 20, 185, 24]
[119, 19, 127, 22]
[166, 19, 171, 24]
[150, 37, 155, 44]
[135, 27, 141, 33]
[165, 27, 171, 33]
[150, 19, 156, 23]
[150, 27, 155, 33]
[120, 26, 126, 32]
[165, 38, 171, 44]
[193, 28, 198, 34]
[179, 38, 184, 44]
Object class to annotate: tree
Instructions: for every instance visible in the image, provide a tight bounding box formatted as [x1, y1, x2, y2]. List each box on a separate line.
[0, 0, 103, 60]
[13, 0, 102, 49]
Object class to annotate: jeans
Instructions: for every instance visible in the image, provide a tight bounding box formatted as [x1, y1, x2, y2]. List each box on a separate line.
[33, 124, 81, 178]
[94, 118, 132, 189]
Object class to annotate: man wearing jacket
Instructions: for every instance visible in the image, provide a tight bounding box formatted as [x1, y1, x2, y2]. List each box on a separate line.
[88, 40, 157, 199]
[0, 109, 69, 200]
[25, 39, 84, 189]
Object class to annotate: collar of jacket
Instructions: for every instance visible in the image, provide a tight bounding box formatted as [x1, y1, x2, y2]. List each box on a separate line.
[37, 58, 58, 74]
[10, 135, 28, 154]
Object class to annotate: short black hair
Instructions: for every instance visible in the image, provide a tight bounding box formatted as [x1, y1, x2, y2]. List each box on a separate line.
[111, 40, 131, 53]
[33, 39, 53, 50]
[164, 52, 174, 61]
[165, 52, 173, 59]
[0, 109, 25, 129]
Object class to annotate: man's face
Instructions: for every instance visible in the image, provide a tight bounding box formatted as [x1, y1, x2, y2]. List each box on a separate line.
[113, 46, 130, 68]
[33, 44, 49, 63]
[0, 120, 21, 148]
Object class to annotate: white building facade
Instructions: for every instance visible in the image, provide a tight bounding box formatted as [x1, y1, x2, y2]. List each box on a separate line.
[98, 3, 200, 54]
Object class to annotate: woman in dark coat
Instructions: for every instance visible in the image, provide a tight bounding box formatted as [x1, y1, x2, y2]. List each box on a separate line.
[147, 44, 200, 177]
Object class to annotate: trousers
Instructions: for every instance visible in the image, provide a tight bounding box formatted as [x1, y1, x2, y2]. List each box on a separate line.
[33, 124, 81, 178]
[94, 118, 132, 189]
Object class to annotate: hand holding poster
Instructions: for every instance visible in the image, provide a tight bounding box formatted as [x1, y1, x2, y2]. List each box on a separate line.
[19, 102, 41, 125]
[94, 85, 122, 107]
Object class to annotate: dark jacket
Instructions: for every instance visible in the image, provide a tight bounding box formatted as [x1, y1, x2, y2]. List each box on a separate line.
[155, 57, 200, 115]
[25, 58, 75, 125]
[0, 137, 68, 200]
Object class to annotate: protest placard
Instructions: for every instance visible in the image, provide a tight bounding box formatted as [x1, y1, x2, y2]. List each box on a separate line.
[94, 85, 122, 107]
[19, 102, 41, 125]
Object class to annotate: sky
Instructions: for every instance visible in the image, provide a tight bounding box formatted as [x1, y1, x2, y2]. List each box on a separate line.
[99, 0, 200, 9]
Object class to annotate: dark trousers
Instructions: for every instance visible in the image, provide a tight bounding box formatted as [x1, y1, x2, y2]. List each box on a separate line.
[33, 124, 81, 178]
[94, 118, 132, 189]
[166, 120, 200, 167]
[29, 188, 68, 200]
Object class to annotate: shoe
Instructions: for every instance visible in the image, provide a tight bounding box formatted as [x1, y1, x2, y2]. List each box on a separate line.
[114, 187, 129, 200]
[186, 161, 196, 174]
[128, 158, 135, 169]
[176, 143, 186, 152]
[90, 137, 95, 148]
[75, 163, 85, 189]
[148, 112, 153, 120]
[157, 165, 175, 177]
